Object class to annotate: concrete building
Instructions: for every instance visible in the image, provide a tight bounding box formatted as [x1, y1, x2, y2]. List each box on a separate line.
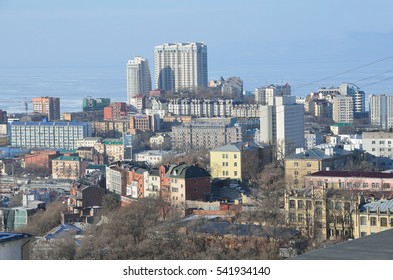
[134, 150, 171, 167]
[210, 141, 272, 180]
[304, 130, 322, 150]
[221, 77, 243, 99]
[0, 110, 7, 124]
[362, 131, 393, 159]
[333, 95, 354, 124]
[154, 42, 208, 92]
[91, 120, 129, 138]
[82, 97, 111, 112]
[149, 133, 171, 150]
[126, 56, 152, 104]
[10, 121, 92, 150]
[129, 114, 160, 132]
[284, 146, 364, 188]
[23, 150, 59, 170]
[129, 94, 146, 112]
[260, 96, 305, 158]
[52, 156, 87, 180]
[308, 99, 332, 119]
[171, 118, 249, 152]
[32, 96, 60, 121]
[255, 84, 291, 105]
[369, 94, 393, 130]
[103, 139, 124, 162]
[103, 102, 128, 120]
[0, 233, 32, 260]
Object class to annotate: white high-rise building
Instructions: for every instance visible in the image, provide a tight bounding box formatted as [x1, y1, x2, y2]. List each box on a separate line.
[154, 42, 208, 92]
[369, 94, 393, 130]
[254, 84, 291, 105]
[260, 96, 304, 158]
[333, 95, 354, 123]
[126, 56, 152, 104]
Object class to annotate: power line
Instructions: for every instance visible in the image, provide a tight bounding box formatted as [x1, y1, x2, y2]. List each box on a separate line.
[293, 55, 393, 90]
[353, 69, 393, 84]
[361, 76, 393, 88]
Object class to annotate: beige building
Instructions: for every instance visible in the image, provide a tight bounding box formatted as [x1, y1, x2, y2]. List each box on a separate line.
[32, 96, 60, 121]
[210, 141, 271, 180]
[103, 140, 124, 163]
[52, 156, 86, 180]
[333, 95, 353, 124]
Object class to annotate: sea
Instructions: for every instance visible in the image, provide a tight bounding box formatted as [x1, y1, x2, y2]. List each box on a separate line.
[0, 64, 392, 114]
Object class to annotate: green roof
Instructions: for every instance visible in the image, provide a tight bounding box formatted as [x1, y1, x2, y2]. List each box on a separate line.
[53, 156, 81, 161]
[103, 141, 123, 145]
[167, 164, 211, 179]
[331, 123, 352, 127]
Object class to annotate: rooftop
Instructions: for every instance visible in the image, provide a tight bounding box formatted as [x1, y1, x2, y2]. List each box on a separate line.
[167, 163, 211, 179]
[0, 233, 32, 244]
[307, 170, 393, 179]
[53, 156, 81, 161]
[293, 228, 393, 260]
[211, 141, 259, 152]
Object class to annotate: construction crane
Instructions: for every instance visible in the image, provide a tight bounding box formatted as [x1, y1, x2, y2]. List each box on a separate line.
[0, 98, 32, 115]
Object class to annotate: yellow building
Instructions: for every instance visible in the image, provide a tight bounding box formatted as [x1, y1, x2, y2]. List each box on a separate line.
[103, 140, 124, 163]
[284, 146, 363, 189]
[52, 156, 86, 180]
[210, 141, 271, 181]
[0, 135, 7, 147]
[353, 198, 393, 239]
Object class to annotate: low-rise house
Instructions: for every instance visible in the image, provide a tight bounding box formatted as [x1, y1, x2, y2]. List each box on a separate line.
[52, 156, 88, 180]
[0, 233, 32, 260]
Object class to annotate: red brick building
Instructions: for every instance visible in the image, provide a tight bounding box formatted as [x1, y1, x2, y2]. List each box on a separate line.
[103, 102, 128, 120]
[24, 150, 60, 170]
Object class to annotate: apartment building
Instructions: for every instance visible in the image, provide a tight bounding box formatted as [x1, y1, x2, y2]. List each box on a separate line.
[32, 96, 60, 121]
[52, 156, 87, 180]
[363, 131, 393, 159]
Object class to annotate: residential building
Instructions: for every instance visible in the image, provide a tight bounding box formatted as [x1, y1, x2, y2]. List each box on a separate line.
[52, 156, 87, 180]
[62, 111, 104, 122]
[134, 150, 171, 167]
[0, 110, 7, 124]
[91, 120, 130, 138]
[82, 97, 111, 112]
[154, 42, 208, 91]
[145, 169, 161, 199]
[221, 77, 243, 99]
[284, 145, 364, 188]
[165, 163, 211, 206]
[75, 137, 103, 148]
[103, 102, 128, 120]
[254, 83, 291, 105]
[129, 94, 146, 112]
[32, 96, 60, 121]
[129, 114, 160, 132]
[171, 118, 251, 152]
[304, 130, 322, 150]
[145, 97, 167, 119]
[126, 56, 152, 104]
[103, 139, 124, 162]
[369, 94, 393, 130]
[260, 96, 305, 158]
[354, 198, 393, 238]
[0, 135, 7, 147]
[63, 171, 105, 223]
[308, 99, 332, 119]
[106, 164, 129, 197]
[303, 170, 393, 190]
[10, 121, 92, 150]
[210, 141, 272, 180]
[149, 133, 171, 150]
[362, 131, 393, 159]
[333, 95, 353, 124]
[330, 123, 354, 135]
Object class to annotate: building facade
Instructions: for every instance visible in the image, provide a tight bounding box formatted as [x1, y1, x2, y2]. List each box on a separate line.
[32, 96, 60, 121]
[154, 42, 208, 92]
[369, 94, 393, 130]
[260, 96, 304, 158]
[126, 56, 152, 105]
[362, 131, 393, 159]
[333, 95, 354, 124]
[52, 156, 86, 180]
[10, 121, 92, 150]
[255, 84, 291, 105]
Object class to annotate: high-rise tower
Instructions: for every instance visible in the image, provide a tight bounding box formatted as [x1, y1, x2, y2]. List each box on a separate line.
[126, 56, 152, 104]
[32, 96, 60, 121]
[154, 42, 208, 92]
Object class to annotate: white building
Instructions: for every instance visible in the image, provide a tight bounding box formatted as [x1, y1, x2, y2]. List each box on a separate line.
[10, 121, 92, 150]
[363, 131, 393, 159]
[126, 56, 152, 104]
[260, 96, 304, 158]
[154, 42, 208, 92]
[134, 150, 170, 167]
[254, 84, 291, 105]
[333, 95, 354, 123]
[369, 94, 393, 130]
[149, 133, 171, 150]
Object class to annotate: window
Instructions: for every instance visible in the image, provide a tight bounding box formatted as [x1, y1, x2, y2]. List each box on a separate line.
[315, 207, 322, 217]
[372, 141, 376, 144]
[318, 181, 323, 186]
[382, 183, 390, 190]
[234, 171, 238, 176]
[360, 216, 367, 226]
[298, 200, 304, 209]
[306, 200, 312, 209]
[289, 213, 296, 222]
[381, 218, 388, 227]
[234, 154, 237, 159]
[307, 162, 312, 167]
[234, 162, 237, 167]
[294, 162, 299, 167]
[363, 182, 368, 188]
[289, 200, 296, 208]
[370, 217, 377, 226]
[298, 214, 304, 223]
[315, 200, 323, 206]
[294, 171, 299, 176]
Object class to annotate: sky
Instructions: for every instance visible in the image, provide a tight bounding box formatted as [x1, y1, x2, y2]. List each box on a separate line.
[0, 0, 393, 94]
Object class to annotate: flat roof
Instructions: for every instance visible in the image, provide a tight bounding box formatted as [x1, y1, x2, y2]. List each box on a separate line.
[0, 233, 32, 244]
[293, 228, 393, 260]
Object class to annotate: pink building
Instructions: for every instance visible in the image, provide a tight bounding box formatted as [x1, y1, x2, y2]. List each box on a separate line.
[304, 171, 393, 191]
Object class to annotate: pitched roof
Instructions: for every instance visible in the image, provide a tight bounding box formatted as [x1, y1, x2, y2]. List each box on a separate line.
[285, 147, 352, 160]
[360, 199, 393, 213]
[0, 233, 32, 244]
[211, 141, 259, 152]
[167, 164, 210, 179]
[308, 170, 393, 179]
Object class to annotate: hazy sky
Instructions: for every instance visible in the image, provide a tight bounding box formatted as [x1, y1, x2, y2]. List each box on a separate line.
[1, 0, 393, 92]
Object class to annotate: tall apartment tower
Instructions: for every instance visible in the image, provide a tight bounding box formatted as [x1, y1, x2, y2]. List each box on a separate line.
[154, 42, 208, 92]
[369, 94, 393, 130]
[126, 56, 152, 104]
[339, 83, 366, 118]
[332, 95, 354, 123]
[255, 83, 291, 105]
[260, 96, 304, 158]
[32, 96, 60, 121]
